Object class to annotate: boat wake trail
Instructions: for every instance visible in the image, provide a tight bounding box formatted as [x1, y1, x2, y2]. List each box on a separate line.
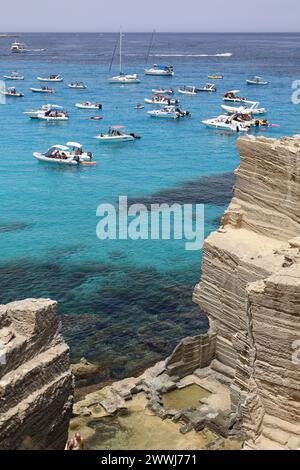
[150, 53, 233, 57]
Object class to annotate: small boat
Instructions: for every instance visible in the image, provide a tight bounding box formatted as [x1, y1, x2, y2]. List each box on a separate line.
[11, 42, 27, 53]
[109, 30, 140, 84]
[148, 105, 191, 119]
[135, 103, 145, 109]
[221, 101, 267, 116]
[68, 81, 87, 89]
[33, 143, 93, 165]
[202, 114, 251, 132]
[24, 104, 68, 121]
[144, 94, 179, 105]
[37, 74, 63, 82]
[75, 102, 102, 110]
[145, 64, 174, 76]
[208, 74, 223, 79]
[178, 86, 198, 96]
[3, 71, 24, 80]
[110, 73, 140, 84]
[95, 126, 140, 143]
[197, 83, 217, 92]
[223, 90, 245, 103]
[152, 87, 174, 95]
[30, 86, 54, 93]
[246, 76, 269, 85]
[1, 87, 24, 97]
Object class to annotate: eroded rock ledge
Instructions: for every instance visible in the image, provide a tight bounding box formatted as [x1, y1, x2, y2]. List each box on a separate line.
[193, 135, 300, 449]
[0, 299, 74, 450]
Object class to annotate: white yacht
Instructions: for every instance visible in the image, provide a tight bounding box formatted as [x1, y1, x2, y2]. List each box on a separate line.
[178, 86, 198, 96]
[11, 42, 27, 53]
[109, 31, 140, 84]
[145, 64, 174, 76]
[24, 104, 68, 120]
[202, 114, 251, 132]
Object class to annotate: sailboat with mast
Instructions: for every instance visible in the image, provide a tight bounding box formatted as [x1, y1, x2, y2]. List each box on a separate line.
[109, 30, 140, 84]
[144, 30, 174, 76]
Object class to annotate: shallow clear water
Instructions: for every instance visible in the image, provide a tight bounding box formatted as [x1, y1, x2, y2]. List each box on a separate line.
[162, 384, 210, 410]
[0, 33, 300, 381]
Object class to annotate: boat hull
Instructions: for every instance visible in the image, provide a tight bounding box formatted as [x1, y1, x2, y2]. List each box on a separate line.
[37, 77, 63, 82]
[30, 88, 54, 93]
[95, 135, 134, 142]
[33, 152, 79, 165]
[144, 70, 174, 76]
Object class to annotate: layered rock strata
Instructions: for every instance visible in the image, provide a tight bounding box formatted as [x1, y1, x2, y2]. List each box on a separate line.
[193, 135, 300, 449]
[0, 299, 74, 450]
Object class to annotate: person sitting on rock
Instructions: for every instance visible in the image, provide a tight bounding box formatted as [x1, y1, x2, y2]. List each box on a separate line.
[65, 432, 84, 450]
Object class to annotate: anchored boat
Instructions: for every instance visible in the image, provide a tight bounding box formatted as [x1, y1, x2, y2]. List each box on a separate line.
[109, 30, 140, 84]
[1, 87, 24, 97]
[95, 126, 140, 142]
[246, 76, 269, 85]
[208, 74, 223, 79]
[30, 86, 54, 93]
[148, 105, 190, 119]
[145, 64, 174, 76]
[24, 104, 68, 121]
[221, 101, 267, 116]
[178, 86, 198, 96]
[223, 90, 245, 103]
[152, 87, 174, 95]
[75, 102, 102, 110]
[144, 94, 179, 105]
[3, 71, 24, 80]
[37, 74, 63, 82]
[197, 83, 217, 92]
[33, 143, 93, 165]
[68, 82, 87, 89]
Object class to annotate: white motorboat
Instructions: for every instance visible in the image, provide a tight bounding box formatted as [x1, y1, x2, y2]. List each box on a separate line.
[221, 101, 267, 116]
[1, 87, 24, 97]
[145, 64, 174, 76]
[144, 94, 179, 105]
[135, 103, 145, 109]
[147, 106, 191, 119]
[110, 73, 140, 84]
[202, 114, 251, 132]
[178, 86, 198, 96]
[11, 42, 27, 53]
[75, 102, 102, 110]
[37, 74, 64, 82]
[30, 86, 54, 93]
[197, 83, 217, 92]
[68, 82, 87, 89]
[33, 144, 94, 165]
[3, 71, 24, 80]
[109, 30, 140, 84]
[223, 90, 246, 103]
[246, 76, 269, 85]
[152, 87, 174, 95]
[95, 126, 140, 142]
[24, 104, 68, 121]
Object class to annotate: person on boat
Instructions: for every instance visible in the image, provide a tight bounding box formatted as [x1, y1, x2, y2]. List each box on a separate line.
[66, 432, 84, 450]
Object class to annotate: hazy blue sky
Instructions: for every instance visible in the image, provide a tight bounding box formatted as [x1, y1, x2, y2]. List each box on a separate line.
[1, 0, 300, 32]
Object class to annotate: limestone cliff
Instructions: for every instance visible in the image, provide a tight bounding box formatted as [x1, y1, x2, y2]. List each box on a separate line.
[193, 135, 300, 449]
[0, 299, 74, 450]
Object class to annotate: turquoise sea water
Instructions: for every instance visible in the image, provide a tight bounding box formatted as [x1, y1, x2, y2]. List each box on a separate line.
[1, 33, 300, 381]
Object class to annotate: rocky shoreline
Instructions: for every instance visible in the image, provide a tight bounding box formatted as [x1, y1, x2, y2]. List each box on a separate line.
[1, 134, 299, 450]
